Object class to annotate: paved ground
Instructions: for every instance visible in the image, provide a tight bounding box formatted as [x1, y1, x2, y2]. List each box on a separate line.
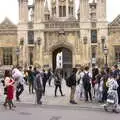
[0, 104, 120, 120]
[0, 79, 120, 120]
[0, 79, 104, 109]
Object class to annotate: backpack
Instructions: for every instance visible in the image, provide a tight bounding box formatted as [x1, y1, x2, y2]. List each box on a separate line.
[82, 72, 91, 90]
[54, 74, 61, 85]
[66, 74, 74, 87]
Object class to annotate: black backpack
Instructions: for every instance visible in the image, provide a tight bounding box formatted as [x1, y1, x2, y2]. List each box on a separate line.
[66, 74, 74, 87]
[82, 72, 91, 90]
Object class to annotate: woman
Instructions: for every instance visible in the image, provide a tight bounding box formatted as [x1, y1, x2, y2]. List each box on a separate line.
[4, 70, 15, 109]
[54, 69, 64, 97]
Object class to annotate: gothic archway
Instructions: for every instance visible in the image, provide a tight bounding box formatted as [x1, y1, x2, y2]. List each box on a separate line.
[52, 47, 72, 78]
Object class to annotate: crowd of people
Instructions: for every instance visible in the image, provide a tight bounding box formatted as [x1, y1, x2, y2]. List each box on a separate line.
[0, 64, 120, 111]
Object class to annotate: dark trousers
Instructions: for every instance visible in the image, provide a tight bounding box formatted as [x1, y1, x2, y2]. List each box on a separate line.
[117, 89, 120, 104]
[84, 89, 92, 101]
[29, 81, 34, 94]
[35, 90, 42, 104]
[55, 85, 63, 96]
[16, 83, 24, 100]
[102, 89, 108, 102]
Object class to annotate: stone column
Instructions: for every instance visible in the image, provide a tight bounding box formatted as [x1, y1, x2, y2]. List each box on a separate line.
[34, 0, 39, 23]
[66, 0, 69, 17]
[97, 0, 106, 21]
[56, 0, 59, 17]
[73, 0, 76, 17]
[19, 0, 28, 23]
[34, 0, 44, 23]
[80, 0, 89, 21]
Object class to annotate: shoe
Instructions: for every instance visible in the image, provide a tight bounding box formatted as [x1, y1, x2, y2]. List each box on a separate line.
[12, 105, 16, 108]
[61, 94, 65, 96]
[85, 100, 88, 102]
[38, 101, 42, 105]
[3, 103, 7, 108]
[16, 99, 21, 102]
[70, 100, 77, 104]
[54, 95, 58, 97]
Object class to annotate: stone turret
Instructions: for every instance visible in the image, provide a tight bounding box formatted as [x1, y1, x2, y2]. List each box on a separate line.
[44, 0, 50, 21]
[34, 0, 45, 22]
[77, 2, 80, 20]
[18, 0, 28, 23]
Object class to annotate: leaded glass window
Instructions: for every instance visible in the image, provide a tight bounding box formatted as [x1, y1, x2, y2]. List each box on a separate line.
[3, 48, 13, 65]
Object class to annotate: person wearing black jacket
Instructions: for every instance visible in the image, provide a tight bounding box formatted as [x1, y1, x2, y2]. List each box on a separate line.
[69, 68, 77, 104]
[54, 69, 64, 97]
[34, 71, 43, 104]
[42, 69, 48, 95]
[111, 65, 120, 104]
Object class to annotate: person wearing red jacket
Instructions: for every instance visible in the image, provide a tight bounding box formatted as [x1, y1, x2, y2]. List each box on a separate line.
[4, 70, 16, 110]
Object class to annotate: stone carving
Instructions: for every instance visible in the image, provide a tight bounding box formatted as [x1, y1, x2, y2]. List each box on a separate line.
[45, 22, 79, 29]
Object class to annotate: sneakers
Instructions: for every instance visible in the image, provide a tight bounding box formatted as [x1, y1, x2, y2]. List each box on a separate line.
[70, 100, 77, 104]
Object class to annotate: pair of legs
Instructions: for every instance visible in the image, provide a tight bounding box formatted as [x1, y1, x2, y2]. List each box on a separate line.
[48, 76, 52, 86]
[117, 89, 120, 104]
[29, 81, 34, 94]
[79, 84, 84, 99]
[35, 90, 42, 104]
[16, 83, 24, 101]
[3, 97, 15, 109]
[84, 88, 92, 101]
[102, 89, 108, 102]
[70, 86, 77, 104]
[55, 85, 64, 96]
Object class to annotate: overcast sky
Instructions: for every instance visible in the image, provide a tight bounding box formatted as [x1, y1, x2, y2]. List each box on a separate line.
[0, 0, 119, 24]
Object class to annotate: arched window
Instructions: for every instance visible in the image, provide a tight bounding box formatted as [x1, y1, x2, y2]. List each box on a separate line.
[59, 6, 66, 17]
[91, 30, 97, 43]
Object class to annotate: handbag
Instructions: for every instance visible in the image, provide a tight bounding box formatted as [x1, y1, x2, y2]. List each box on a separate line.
[4, 87, 7, 95]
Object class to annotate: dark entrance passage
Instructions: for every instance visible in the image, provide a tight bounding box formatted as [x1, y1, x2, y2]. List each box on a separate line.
[52, 47, 72, 78]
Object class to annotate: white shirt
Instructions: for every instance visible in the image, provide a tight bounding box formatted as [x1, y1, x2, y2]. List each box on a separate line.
[84, 71, 92, 78]
[12, 68, 25, 85]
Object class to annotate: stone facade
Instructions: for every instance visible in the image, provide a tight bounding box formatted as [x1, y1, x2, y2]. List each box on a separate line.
[0, 18, 17, 67]
[108, 15, 120, 66]
[0, 0, 119, 69]
[17, 0, 108, 68]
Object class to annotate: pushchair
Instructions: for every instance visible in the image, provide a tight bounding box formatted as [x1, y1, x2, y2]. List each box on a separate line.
[104, 90, 120, 113]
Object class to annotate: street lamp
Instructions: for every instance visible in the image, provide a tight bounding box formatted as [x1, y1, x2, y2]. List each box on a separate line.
[83, 36, 87, 44]
[104, 45, 108, 67]
[16, 47, 20, 66]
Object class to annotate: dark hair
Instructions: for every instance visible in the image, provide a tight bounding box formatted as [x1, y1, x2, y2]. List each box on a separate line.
[29, 66, 32, 69]
[72, 68, 77, 73]
[80, 66, 84, 72]
[100, 69, 105, 75]
[106, 67, 110, 74]
[85, 66, 89, 71]
[34, 67, 37, 71]
[4, 70, 11, 78]
[114, 64, 118, 69]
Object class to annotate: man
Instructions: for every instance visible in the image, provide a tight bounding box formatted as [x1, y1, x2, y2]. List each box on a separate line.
[12, 66, 25, 101]
[92, 65, 99, 97]
[34, 71, 43, 105]
[47, 69, 53, 87]
[68, 68, 77, 104]
[76, 67, 85, 99]
[42, 69, 48, 95]
[28, 66, 34, 94]
[112, 65, 120, 104]
[83, 66, 92, 102]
